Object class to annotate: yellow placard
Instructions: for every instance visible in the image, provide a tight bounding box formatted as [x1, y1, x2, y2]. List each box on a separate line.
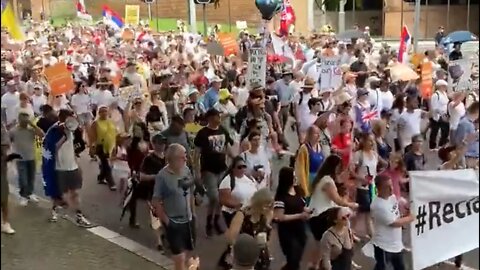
[124, 5, 140, 26]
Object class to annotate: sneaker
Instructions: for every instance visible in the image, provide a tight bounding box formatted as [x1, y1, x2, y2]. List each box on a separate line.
[76, 214, 93, 228]
[1, 223, 15, 234]
[18, 197, 28, 206]
[28, 194, 40, 203]
[49, 208, 59, 222]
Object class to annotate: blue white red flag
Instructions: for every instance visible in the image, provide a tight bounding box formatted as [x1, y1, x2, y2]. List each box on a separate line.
[102, 5, 124, 30]
[398, 25, 411, 64]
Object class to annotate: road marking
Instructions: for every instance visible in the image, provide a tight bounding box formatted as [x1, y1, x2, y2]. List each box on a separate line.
[8, 184, 175, 270]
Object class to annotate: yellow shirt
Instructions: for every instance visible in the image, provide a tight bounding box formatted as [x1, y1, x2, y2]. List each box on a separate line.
[96, 119, 117, 154]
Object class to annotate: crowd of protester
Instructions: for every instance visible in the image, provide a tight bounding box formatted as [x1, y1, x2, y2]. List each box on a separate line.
[1, 19, 479, 270]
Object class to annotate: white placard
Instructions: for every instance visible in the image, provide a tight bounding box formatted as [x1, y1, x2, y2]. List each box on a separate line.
[246, 48, 267, 89]
[448, 57, 479, 92]
[236, 21, 247, 30]
[117, 85, 142, 104]
[319, 56, 342, 91]
[409, 169, 479, 270]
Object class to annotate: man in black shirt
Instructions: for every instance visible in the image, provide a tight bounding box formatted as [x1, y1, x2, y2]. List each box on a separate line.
[350, 50, 368, 73]
[194, 108, 234, 237]
[434, 26, 445, 47]
[449, 43, 463, 61]
[139, 134, 167, 250]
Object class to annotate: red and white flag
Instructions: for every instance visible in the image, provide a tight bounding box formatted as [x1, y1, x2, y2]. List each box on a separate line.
[279, 0, 296, 37]
[398, 25, 411, 64]
[76, 0, 92, 21]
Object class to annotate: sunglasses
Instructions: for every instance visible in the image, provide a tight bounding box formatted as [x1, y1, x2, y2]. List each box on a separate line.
[341, 214, 350, 220]
[236, 165, 247, 169]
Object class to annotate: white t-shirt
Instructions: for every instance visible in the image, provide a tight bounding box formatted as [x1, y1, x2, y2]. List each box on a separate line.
[1, 92, 20, 124]
[31, 94, 47, 115]
[380, 90, 394, 112]
[398, 109, 422, 148]
[448, 102, 466, 130]
[300, 112, 318, 132]
[242, 150, 272, 189]
[367, 89, 383, 118]
[71, 93, 92, 114]
[309, 175, 336, 217]
[219, 175, 258, 214]
[294, 91, 317, 123]
[371, 195, 403, 253]
[56, 131, 79, 171]
[352, 150, 378, 180]
[430, 91, 449, 121]
[14, 104, 35, 120]
[91, 89, 113, 107]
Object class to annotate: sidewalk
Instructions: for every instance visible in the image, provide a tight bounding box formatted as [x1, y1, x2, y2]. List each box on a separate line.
[1, 201, 169, 270]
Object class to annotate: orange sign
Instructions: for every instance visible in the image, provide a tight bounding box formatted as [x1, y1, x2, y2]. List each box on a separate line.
[44, 62, 75, 96]
[112, 73, 122, 87]
[217, 33, 239, 56]
[122, 29, 134, 41]
[420, 61, 433, 99]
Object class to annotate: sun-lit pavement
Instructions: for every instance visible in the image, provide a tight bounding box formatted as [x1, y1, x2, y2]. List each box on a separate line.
[0, 200, 166, 270]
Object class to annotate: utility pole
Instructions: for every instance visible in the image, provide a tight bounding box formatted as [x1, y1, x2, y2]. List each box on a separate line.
[413, 0, 420, 52]
[202, 4, 207, 36]
[338, 0, 346, 33]
[188, 0, 197, 33]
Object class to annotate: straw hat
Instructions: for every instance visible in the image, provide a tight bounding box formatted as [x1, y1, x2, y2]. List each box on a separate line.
[301, 77, 316, 89]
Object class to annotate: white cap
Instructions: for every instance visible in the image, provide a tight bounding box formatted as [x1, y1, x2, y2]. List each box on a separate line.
[435, 79, 448, 87]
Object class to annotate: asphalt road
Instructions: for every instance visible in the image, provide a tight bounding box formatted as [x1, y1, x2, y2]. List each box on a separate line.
[12, 117, 477, 270]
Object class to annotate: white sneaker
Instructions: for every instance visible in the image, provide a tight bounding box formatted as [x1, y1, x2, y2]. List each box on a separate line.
[28, 194, 40, 203]
[18, 197, 28, 206]
[1, 223, 15, 234]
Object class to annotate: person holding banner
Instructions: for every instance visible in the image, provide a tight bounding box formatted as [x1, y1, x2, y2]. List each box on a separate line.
[371, 174, 415, 270]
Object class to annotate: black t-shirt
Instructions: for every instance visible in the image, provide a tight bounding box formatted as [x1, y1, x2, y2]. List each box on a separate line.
[140, 152, 166, 175]
[404, 151, 425, 171]
[274, 191, 306, 233]
[36, 117, 57, 133]
[194, 126, 233, 173]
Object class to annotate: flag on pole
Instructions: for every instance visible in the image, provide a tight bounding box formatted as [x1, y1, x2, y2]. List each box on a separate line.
[102, 5, 124, 30]
[76, 0, 92, 21]
[1, 0, 24, 41]
[398, 25, 411, 64]
[279, 0, 296, 37]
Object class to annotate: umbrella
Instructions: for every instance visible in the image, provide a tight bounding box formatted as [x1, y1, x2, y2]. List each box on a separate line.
[336, 29, 366, 42]
[441, 31, 478, 45]
[387, 63, 419, 82]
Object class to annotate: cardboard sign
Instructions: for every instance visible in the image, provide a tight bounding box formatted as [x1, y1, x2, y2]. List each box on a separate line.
[118, 85, 142, 104]
[420, 61, 433, 99]
[206, 42, 224, 56]
[319, 56, 342, 91]
[217, 33, 239, 56]
[246, 48, 267, 90]
[43, 62, 75, 96]
[124, 5, 140, 26]
[122, 29, 134, 41]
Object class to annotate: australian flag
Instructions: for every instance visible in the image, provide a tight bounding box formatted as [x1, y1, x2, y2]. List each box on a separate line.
[354, 103, 377, 133]
[41, 123, 64, 199]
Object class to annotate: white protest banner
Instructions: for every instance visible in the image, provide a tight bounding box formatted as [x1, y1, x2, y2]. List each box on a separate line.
[246, 48, 267, 89]
[448, 56, 479, 92]
[319, 56, 342, 91]
[236, 21, 247, 30]
[409, 169, 479, 270]
[118, 85, 142, 104]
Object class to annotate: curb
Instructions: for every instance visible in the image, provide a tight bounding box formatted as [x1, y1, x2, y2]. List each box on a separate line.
[8, 184, 175, 270]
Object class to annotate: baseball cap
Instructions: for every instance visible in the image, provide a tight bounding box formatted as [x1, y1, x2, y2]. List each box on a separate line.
[435, 79, 448, 87]
[205, 108, 221, 119]
[233, 234, 261, 267]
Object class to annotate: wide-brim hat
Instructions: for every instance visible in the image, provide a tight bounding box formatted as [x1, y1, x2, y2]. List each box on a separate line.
[301, 77, 316, 89]
[334, 91, 353, 105]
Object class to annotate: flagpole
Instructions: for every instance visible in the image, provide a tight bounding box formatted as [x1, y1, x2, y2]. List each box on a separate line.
[413, 0, 420, 53]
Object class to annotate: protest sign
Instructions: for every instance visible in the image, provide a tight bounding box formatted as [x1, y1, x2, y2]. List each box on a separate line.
[236, 21, 247, 30]
[43, 62, 75, 96]
[409, 169, 479, 270]
[206, 42, 224, 56]
[118, 85, 142, 104]
[448, 57, 479, 92]
[217, 33, 239, 56]
[420, 61, 433, 99]
[246, 48, 267, 89]
[319, 56, 342, 91]
[124, 5, 140, 26]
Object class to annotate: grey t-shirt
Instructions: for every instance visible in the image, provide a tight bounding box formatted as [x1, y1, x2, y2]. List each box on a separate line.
[160, 129, 189, 151]
[9, 126, 36, 161]
[153, 165, 194, 224]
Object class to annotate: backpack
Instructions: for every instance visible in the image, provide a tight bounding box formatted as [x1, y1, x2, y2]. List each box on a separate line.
[298, 91, 305, 105]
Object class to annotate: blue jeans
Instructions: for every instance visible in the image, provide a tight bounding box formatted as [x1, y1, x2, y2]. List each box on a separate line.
[373, 245, 406, 270]
[17, 160, 36, 198]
